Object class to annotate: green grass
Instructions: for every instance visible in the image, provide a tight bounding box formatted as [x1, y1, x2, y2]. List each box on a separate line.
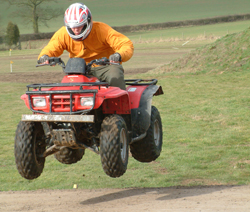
[1, 0, 250, 34]
[139, 70, 250, 186]
[128, 20, 250, 42]
[157, 27, 250, 74]
[1, 27, 250, 190]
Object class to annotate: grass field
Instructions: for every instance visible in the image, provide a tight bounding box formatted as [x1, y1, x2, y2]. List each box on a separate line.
[1, 1, 250, 192]
[1, 25, 250, 191]
[1, 0, 250, 34]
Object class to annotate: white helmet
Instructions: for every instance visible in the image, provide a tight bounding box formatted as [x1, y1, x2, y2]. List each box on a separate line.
[64, 3, 93, 41]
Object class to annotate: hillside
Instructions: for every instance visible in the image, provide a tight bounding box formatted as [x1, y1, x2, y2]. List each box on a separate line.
[155, 27, 250, 74]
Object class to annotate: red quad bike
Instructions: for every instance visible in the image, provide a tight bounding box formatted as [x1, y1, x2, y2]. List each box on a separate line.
[14, 57, 164, 179]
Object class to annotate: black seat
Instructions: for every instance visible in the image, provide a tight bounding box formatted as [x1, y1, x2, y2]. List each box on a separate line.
[64, 58, 87, 75]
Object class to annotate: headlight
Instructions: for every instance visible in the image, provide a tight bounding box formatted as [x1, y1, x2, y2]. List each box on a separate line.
[80, 97, 94, 106]
[33, 97, 46, 107]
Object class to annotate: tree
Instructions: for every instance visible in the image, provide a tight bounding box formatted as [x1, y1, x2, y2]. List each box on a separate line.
[0, 15, 3, 44]
[4, 0, 63, 33]
[5, 21, 20, 48]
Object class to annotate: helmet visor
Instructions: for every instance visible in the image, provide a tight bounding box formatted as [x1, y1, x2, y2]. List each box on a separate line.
[70, 23, 87, 35]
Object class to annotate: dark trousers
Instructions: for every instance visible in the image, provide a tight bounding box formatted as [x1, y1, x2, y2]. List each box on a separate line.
[90, 64, 126, 90]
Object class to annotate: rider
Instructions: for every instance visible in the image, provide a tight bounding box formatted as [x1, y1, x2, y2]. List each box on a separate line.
[37, 2, 134, 90]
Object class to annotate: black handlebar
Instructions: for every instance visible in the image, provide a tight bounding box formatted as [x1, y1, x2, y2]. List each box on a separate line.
[36, 57, 66, 68]
[36, 57, 115, 69]
[88, 57, 110, 66]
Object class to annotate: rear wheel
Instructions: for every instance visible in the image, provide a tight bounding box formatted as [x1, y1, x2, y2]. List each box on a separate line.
[100, 115, 129, 178]
[130, 106, 162, 162]
[14, 121, 46, 179]
[54, 147, 85, 164]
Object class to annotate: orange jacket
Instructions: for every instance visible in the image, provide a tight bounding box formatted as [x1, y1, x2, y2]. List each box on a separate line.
[38, 22, 134, 64]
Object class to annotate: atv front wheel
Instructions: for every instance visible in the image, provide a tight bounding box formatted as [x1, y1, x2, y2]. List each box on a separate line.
[14, 121, 46, 179]
[54, 147, 85, 164]
[100, 115, 129, 178]
[130, 106, 162, 162]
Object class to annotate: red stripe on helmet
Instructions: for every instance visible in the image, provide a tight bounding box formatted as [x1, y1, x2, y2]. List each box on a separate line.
[67, 7, 71, 21]
[73, 6, 77, 21]
[65, 9, 69, 23]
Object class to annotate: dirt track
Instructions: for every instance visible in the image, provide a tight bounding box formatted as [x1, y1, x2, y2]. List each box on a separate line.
[1, 185, 250, 211]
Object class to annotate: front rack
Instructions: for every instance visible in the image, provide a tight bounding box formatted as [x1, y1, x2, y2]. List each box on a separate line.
[26, 82, 109, 91]
[25, 79, 158, 115]
[26, 82, 105, 115]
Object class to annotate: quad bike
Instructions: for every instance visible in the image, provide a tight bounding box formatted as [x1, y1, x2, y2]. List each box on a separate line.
[14, 57, 164, 179]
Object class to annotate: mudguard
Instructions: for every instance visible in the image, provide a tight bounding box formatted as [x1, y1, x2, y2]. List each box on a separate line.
[128, 84, 163, 136]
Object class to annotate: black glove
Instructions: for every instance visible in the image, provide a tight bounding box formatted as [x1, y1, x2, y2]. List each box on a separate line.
[37, 55, 49, 64]
[109, 53, 121, 63]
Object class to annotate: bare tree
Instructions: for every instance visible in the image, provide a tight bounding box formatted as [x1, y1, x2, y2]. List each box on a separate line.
[4, 0, 63, 33]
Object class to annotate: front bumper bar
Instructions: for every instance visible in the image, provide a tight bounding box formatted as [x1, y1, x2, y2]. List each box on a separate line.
[21, 114, 94, 123]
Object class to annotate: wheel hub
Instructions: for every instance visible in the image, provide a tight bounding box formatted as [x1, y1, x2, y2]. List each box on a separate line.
[120, 128, 127, 163]
[154, 120, 160, 146]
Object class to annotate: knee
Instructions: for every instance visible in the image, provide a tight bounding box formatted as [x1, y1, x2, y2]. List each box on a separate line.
[108, 65, 124, 77]
[106, 65, 126, 90]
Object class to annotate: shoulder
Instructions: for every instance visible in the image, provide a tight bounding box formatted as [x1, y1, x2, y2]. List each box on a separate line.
[92, 21, 112, 31]
[51, 26, 70, 41]
[54, 26, 68, 35]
